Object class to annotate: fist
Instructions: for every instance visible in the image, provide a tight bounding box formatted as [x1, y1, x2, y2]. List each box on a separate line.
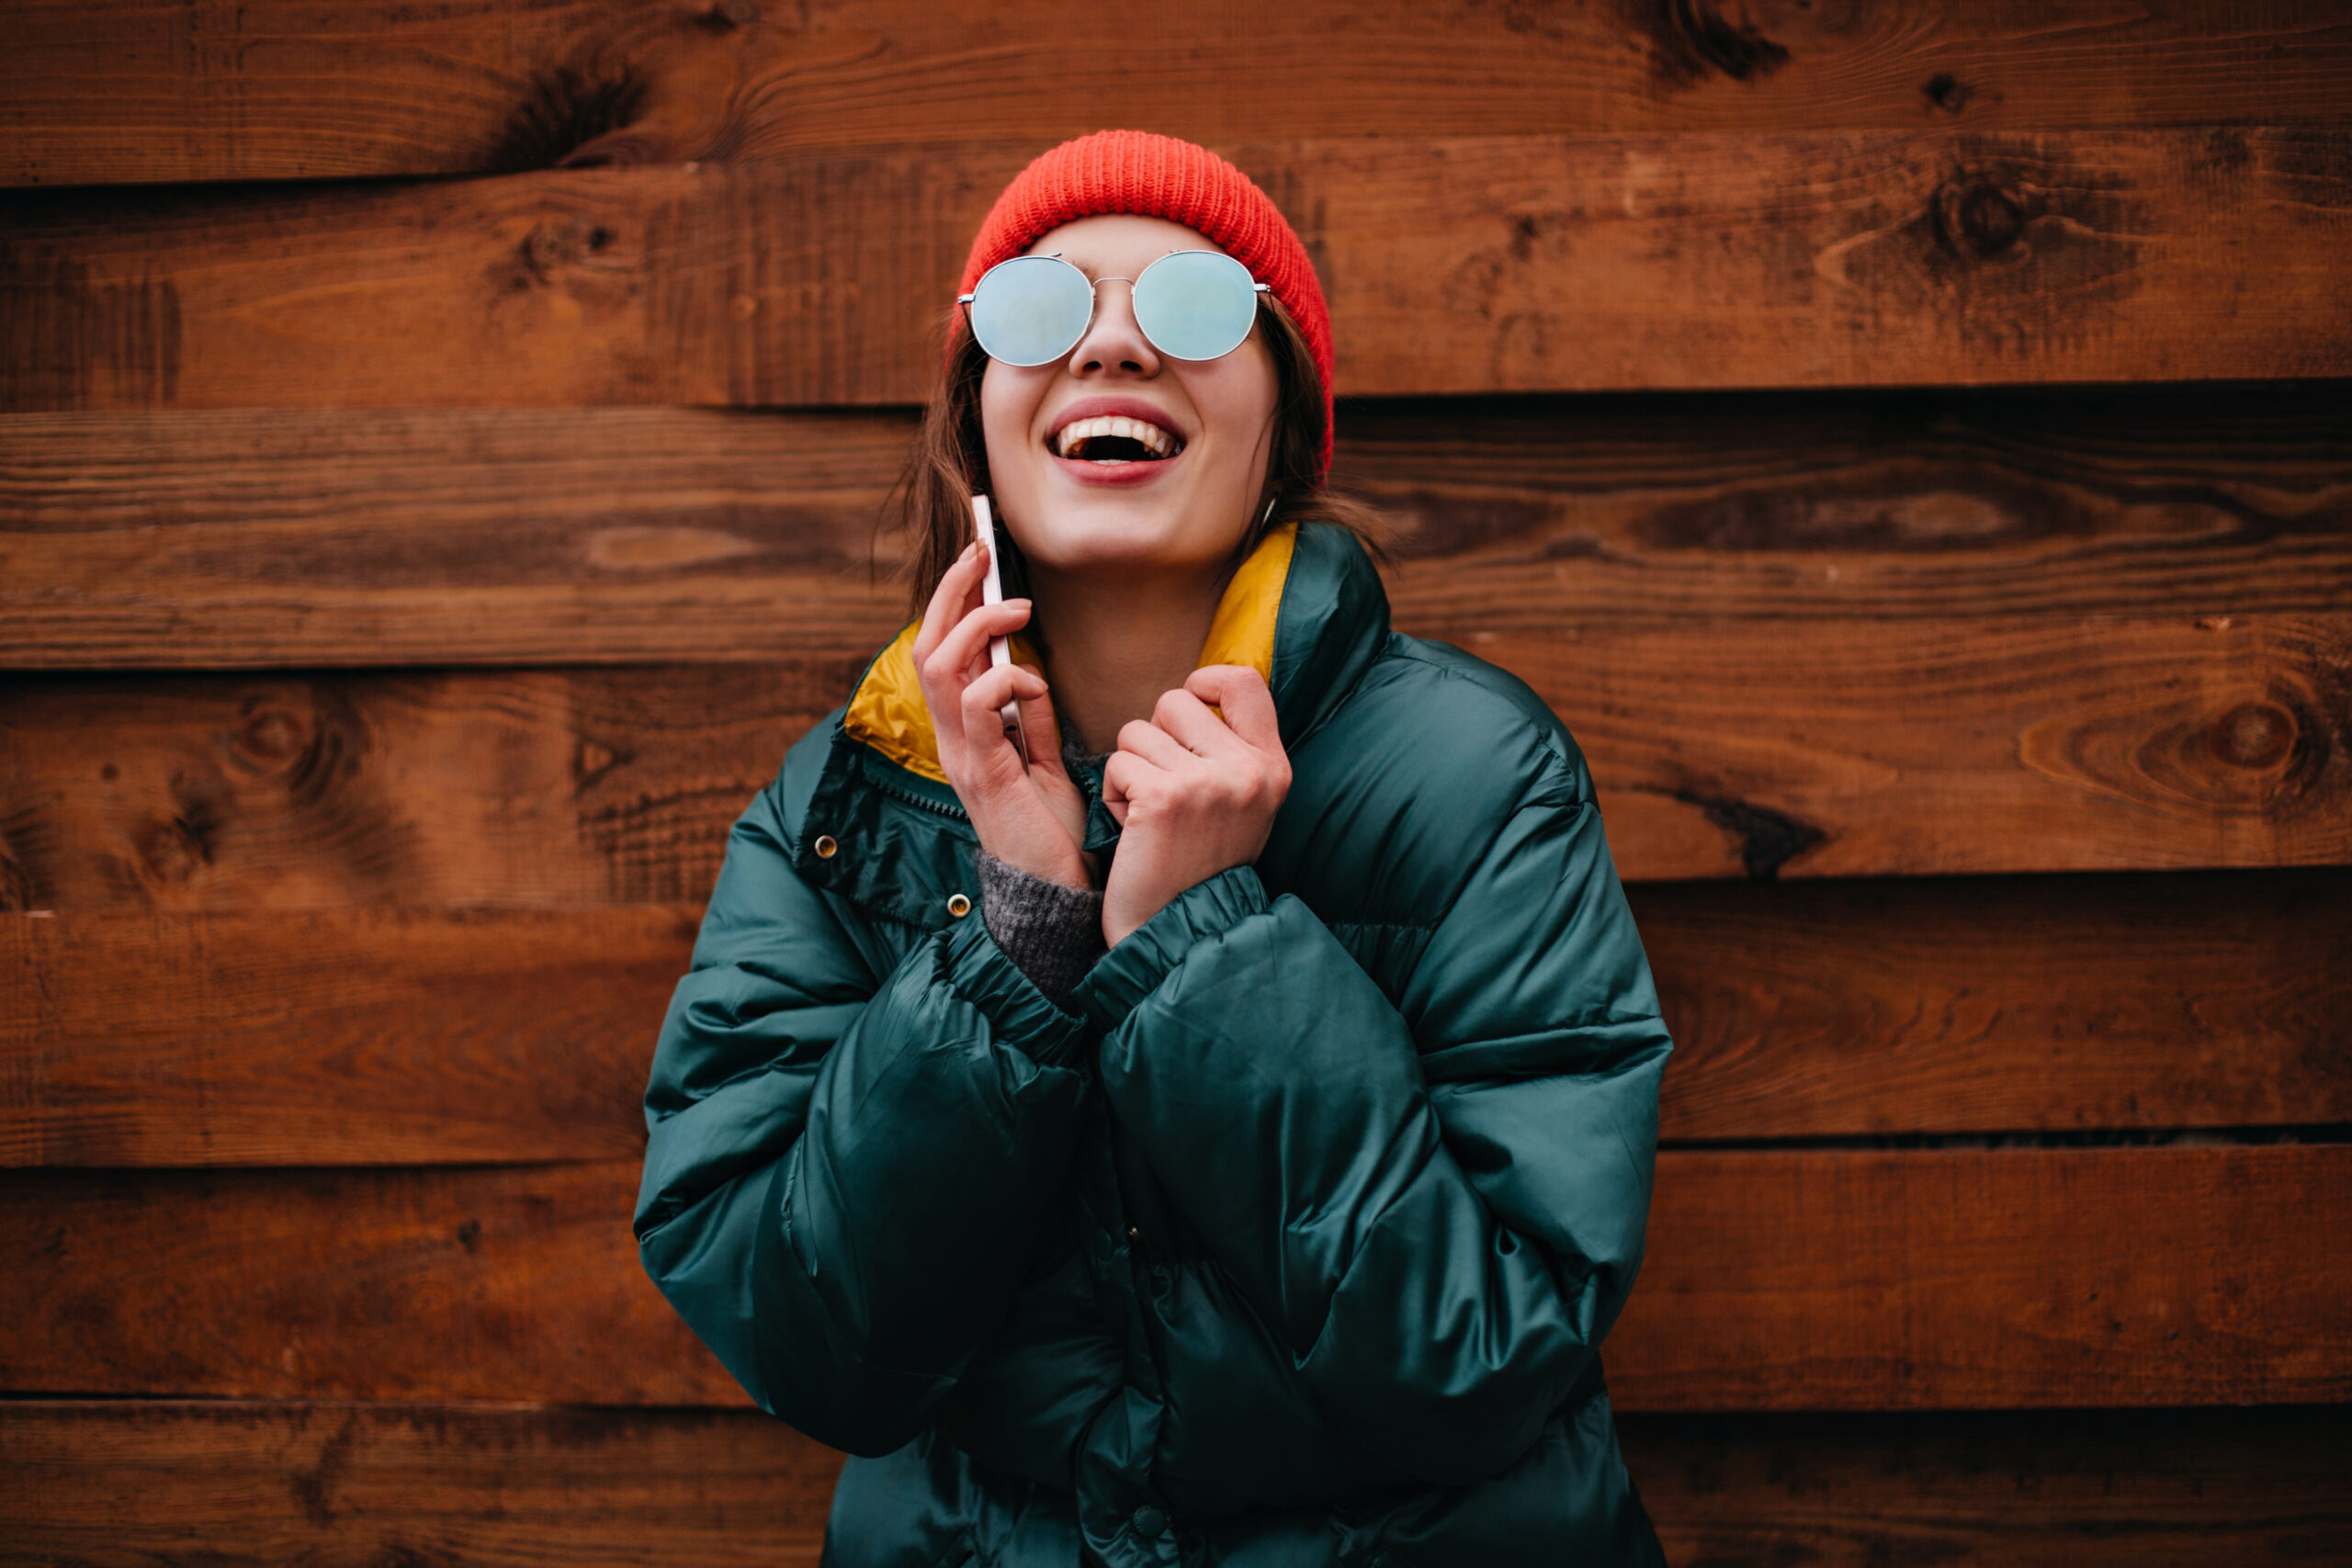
[1100, 665, 1291, 945]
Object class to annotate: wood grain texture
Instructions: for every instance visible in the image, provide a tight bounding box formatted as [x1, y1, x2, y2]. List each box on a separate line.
[6, 130, 2348, 412]
[2, 1402, 2346, 1565]
[6, 387, 2349, 668]
[0, 906, 687, 1167]
[1493, 613, 2352, 879]
[0, 407, 914, 669]
[0, 666, 848, 913]
[4, 1149, 2346, 1408]
[1610, 1145, 2352, 1411]
[0, 1401, 841, 1566]
[1637, 870, 2352, 1142]
[1621, 1406, 2352, 1567]
[7, 614, 2346, 904]
[5, 874, 2345, 1167]
[0, 1160, 744, 1404]
[7, 1, 2350, 187]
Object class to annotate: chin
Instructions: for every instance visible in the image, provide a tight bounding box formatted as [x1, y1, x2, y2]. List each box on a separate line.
[1012, 486, 1244, 578]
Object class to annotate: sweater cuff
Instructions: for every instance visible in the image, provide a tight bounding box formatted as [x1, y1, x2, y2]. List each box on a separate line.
[976, 852, 1106, 1007]
[938, 911, 1091, 1068]
[1071, 865, 1270, 1034]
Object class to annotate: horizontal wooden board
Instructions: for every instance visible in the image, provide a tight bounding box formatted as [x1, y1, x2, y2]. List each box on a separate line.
[1497, 613, 2352, 879]
[1610, 1145, 2352, 1410]
[1637, 870, 2352, 1141]
[5, 874, 2345, 1166]
[0, 1401, 840, 1565]
[0, 1160, 744, 1404]
[0, 666, 848, 912]
[6, 615, 2346, 904]
[7, 1, 2350, 187]
[6, 388, 2349, 667]
[0, 907, 684, 1167]
[4, 1402, 2347, 1567]
[3, 1148, 2346, 1408]
[7, 130, 2349, 411]
[1620, 1406, 2352, 1567]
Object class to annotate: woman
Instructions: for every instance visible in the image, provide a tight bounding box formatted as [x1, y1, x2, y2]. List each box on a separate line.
[637, 131, 1672, 1566]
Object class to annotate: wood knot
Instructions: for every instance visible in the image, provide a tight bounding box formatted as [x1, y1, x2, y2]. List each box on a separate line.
[232, 701, 309, 772]
[2210, 702, 2296, 771]
[0, 853, 33, 912]
[1650, 0, 1789, 83]
[135, 810, 210, 883]
[1923, 73, 1974, 114]
[1935, 180, 2027, 260]
[702, 0, 760, 28]
[525, 219, 591, 277]
[1675, 788, 1826, 880]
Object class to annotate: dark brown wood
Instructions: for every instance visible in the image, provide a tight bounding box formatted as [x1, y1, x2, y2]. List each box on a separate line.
[0, 1401, 840, 1565]
[1620, 1405, 2352, 1568]
[0, 1160, 744, 1404]
[5, 874, 2344, 1167]
[5, 1149, 2346, 1408]
[1610, 1145, 2352, 1411]
[0, 406, 914, 669]
[3, 1402, 2346, 1566]
[1498, 612, 2352, 879]
[0, 907, 689, 1167]
[7, 1, 2351, 187]
[7, 130, 2349, 412]
[7, 387, 2349, 668]
[1637, 870, 2352, 1142]
[0, 666, 848, 913]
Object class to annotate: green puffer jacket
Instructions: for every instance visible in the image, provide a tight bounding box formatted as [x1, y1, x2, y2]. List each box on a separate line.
[637, 522, 1672, 1566]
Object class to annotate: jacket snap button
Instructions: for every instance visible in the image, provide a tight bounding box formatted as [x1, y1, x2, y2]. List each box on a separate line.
[946, 893, 972, 918]
[813, 834, 838, 859]
[1132, 1505, 1168, 1537]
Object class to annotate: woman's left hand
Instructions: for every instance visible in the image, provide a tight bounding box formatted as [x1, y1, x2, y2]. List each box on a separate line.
[1101, 665, 1292, 946]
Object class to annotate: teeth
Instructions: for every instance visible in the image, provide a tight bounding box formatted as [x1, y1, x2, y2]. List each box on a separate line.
[1053, 414, 1179, 459]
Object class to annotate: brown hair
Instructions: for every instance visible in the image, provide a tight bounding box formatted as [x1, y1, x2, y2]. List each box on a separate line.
[891, 296, 1387, 614]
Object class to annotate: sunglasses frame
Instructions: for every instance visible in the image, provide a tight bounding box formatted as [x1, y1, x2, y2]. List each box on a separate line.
[957, 250, 1272, 367]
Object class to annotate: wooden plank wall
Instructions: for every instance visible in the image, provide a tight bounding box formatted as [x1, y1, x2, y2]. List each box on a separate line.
[4, 2, 2350, 1559]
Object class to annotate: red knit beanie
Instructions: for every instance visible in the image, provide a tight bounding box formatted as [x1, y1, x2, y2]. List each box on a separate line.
[958, 130, 1335, 481]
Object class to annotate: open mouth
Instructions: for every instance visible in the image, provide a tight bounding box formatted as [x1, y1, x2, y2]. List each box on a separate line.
[1051, 414, 1184, 464]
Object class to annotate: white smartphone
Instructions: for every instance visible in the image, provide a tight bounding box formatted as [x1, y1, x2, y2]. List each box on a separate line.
[968, 494, 1030, 763]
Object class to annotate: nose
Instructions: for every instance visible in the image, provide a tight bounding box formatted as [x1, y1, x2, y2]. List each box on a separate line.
[1066, 276, 1159, 378]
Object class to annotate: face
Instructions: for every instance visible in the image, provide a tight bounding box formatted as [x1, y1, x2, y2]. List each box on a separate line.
[978, 214, 1280, 581]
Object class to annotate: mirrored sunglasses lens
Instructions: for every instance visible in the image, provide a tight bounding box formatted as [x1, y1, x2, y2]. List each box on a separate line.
[970, 257, 1093, 366]
[1134, 252, 1259, 361]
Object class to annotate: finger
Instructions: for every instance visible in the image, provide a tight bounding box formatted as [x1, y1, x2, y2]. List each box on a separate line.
[1185, 664, 1282, 753]
[1102, 750, 1154, 826]
[1010, 664, 1069, 781]
[912, 542, 987, 665]
[927, 597, 1033, 687]
[1151, 687, 1251, 760]
[964, 661, 1046, 723]
[1116, 716, 1196, 773]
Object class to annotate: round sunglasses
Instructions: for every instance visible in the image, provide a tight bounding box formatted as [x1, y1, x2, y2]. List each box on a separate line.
[958, 251, 1272, 367]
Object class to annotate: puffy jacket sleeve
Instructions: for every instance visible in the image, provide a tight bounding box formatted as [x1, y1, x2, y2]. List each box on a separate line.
[633, 745, 1092, 1456]
[1069, 730, 1668, 1486]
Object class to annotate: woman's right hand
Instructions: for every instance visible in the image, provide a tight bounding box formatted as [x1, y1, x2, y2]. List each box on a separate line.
[914, 541, 1092, 890]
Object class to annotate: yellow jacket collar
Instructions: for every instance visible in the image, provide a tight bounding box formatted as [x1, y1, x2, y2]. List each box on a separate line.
[843, 524, 1298, 785]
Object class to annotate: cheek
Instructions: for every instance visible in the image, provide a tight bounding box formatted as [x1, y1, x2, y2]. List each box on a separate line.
[978, 364, 1042, 478]
[1190, 353, 1280, 475]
